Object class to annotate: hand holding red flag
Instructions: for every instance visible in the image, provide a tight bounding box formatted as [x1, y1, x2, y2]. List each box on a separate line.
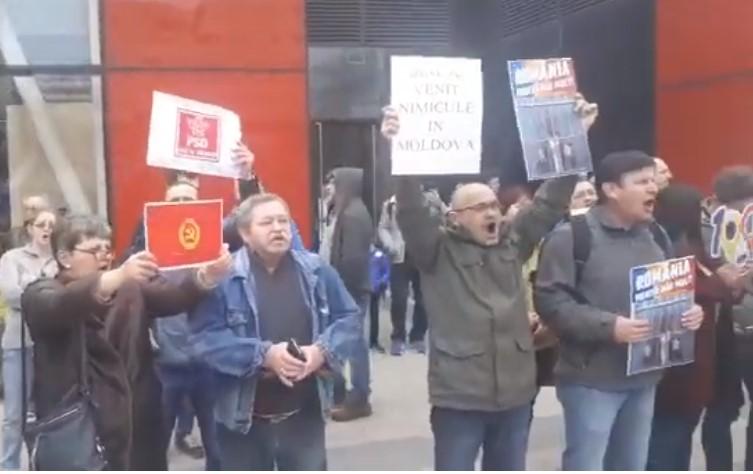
[145, 199, 224, 270]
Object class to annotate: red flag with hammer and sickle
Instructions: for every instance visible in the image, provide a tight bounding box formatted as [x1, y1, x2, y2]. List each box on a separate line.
[144, 199, 223, 269]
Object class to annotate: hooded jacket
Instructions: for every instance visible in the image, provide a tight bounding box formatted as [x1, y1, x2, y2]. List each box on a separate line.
[330, 168, 373, 299]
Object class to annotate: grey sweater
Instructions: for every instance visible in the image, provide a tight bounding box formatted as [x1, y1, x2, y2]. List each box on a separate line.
[534, 206, 665, 390]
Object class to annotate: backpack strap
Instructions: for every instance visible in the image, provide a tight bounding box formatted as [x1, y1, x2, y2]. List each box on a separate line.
[570, 214, 592, 285]
[648, 221, 674, 259]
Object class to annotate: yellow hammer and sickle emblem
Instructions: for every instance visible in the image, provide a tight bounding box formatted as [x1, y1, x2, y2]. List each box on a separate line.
[178, 219, 200, 251]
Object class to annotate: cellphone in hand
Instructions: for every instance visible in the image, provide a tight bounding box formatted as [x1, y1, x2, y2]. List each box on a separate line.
[287, 338, 307, 362]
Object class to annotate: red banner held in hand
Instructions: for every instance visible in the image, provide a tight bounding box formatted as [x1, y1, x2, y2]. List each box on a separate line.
[144, 199, 223, 270]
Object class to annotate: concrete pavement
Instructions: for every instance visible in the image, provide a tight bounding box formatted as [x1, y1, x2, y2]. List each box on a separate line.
[168, 348, 749, 470]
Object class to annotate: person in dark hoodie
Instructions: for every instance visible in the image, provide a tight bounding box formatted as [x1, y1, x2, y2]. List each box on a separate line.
[320, 167, 374, 422]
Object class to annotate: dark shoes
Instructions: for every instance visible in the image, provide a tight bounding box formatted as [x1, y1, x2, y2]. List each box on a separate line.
[175, 434, 205, 459]
[331, 393, 373, 422]
[370, 343, 386, 354]
[409, 340, 427, 354]
[390, 340, 405, 356]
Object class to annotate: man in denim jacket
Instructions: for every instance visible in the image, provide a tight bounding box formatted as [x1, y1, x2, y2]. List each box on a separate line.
[189, 193, 359, 470]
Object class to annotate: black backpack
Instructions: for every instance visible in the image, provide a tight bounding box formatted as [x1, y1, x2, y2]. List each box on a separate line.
[570, 213, 674, 285]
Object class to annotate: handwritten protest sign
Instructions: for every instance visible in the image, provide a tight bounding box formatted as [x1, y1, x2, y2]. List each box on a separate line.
[709, 203, 753, 265]
[508, 58, 592, 181]
[147, 91, 244, 179]
[144, 199, 223, 270]
[627, 257, 696, 376]
[390, 56, 482, 175]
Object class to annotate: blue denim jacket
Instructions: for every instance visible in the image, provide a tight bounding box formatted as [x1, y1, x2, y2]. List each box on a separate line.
[189, 248, 360, 434]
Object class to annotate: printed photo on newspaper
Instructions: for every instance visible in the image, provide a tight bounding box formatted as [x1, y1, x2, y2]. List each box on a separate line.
[508, 58, 592, 181]
[627, 256, 696, 376]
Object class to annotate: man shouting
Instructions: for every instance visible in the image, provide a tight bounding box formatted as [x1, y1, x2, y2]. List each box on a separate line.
[380, 95, 598, 470]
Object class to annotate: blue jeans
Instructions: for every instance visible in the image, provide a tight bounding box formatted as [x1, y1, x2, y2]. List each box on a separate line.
[646, 411, 701, 470]
[159, 365, 221, 470]
[1, 348, 32, 470]
[557, 383, 656, 470]
[334, 295, 371, 403]
[217, 407, 326, 470]
[430, 404, 532, 470]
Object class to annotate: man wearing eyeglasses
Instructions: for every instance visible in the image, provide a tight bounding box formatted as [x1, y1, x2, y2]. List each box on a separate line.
[379, 96, 598, 470]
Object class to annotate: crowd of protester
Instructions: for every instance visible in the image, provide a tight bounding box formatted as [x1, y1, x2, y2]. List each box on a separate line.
[0, 94, 753, 472]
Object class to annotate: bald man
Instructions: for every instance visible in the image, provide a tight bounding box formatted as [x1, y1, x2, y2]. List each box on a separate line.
[381, 96, 598, 470]
[654, 157, 673, 191]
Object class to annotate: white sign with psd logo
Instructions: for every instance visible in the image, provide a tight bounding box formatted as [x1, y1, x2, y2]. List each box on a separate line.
[147, 91, 244, 179]
[390, 56, 483, 175]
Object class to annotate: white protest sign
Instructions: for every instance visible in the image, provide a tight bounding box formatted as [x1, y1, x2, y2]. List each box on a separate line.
[147, 91, 244, 179]
[390, 56, 483, 175]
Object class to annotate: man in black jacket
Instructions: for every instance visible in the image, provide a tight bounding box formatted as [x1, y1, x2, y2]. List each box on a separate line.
[321, 167, 374, 421]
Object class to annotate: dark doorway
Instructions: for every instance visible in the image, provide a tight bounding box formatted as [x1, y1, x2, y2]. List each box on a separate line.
[310, 120, 379, 244]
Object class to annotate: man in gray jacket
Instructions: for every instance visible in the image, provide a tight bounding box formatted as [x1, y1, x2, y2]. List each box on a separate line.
[381, 96, 596, 470]
[534, 151, 703, 470]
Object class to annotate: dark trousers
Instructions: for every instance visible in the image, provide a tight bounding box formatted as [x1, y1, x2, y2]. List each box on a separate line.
[431, 405, 531, 471]
[160, 365, 221, 470]
[217, 408, 326, 470]
[369, 287, 386, 346]
[390, 262, 427, 343]
[646, 411, 701, 470]
[333, 295, 371, 404]
[175, 398, 195, 438]
[702, 337, 753, 470]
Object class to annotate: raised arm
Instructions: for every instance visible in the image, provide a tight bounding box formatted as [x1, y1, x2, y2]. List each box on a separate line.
[511, 175, 577, 262]
[22, 275, 111, 334]
[395, 178, 443, 271]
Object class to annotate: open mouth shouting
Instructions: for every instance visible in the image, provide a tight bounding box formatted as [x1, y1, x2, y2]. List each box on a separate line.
[643, 198, 656, 215]
[485, 221, 498, 236]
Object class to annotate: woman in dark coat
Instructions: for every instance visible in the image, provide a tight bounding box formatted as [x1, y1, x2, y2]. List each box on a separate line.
[21, 215, 231, 469]
[646, 184, 743, 470]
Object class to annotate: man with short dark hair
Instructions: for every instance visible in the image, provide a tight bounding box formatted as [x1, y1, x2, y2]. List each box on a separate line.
[189, 193, 359, 470]
[535, 151, 704, 470]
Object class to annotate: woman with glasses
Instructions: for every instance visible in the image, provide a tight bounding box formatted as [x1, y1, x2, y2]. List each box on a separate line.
[0, 207, 57, 470]
[20, 214, 231, 469]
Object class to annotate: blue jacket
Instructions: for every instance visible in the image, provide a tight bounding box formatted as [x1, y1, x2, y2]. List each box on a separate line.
[370, 247, 390, 293]
[188, 248, 359, 434]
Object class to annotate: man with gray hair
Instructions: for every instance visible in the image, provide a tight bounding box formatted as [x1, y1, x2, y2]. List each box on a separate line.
[189, 193, 359, 470]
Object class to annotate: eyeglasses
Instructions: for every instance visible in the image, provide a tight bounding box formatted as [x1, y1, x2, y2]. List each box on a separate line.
[168, 197, 195, 203]
[74, 245, 113, 259]
[33, 221, 54, 230]
[452, 201, 501, 214]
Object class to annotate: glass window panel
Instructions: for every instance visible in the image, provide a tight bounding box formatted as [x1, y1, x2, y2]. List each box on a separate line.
[2, 0, 94, 66]
[0, 73, 105, 238]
